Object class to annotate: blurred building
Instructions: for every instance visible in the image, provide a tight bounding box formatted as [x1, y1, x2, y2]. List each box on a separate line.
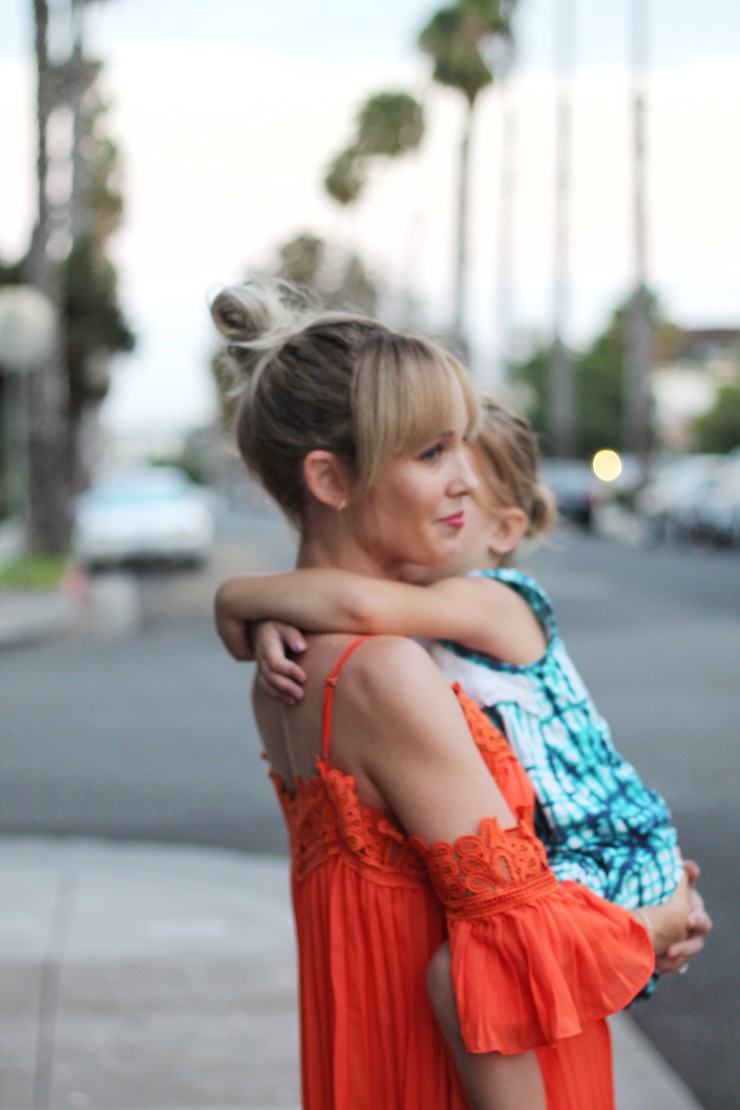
[650, 327, 739, 451]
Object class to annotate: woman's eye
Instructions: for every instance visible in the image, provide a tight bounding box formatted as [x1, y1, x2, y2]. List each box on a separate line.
[419, 443, 444, 462]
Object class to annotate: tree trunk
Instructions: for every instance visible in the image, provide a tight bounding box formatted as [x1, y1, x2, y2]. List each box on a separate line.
[548, 0, 575, 458]
[22, 0, 72, 555]
[453, 98, 475, 358]
[26, 0, 52, 289]
[496, 81, 516, 386]
[625, 0, 652, 465]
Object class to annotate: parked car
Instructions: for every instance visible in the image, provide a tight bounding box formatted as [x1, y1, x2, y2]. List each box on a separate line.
[73, 466, 215, 569]
[635, 454, 722, 543]
[539, 458, 606, 528]
[694, 450, 740, 546]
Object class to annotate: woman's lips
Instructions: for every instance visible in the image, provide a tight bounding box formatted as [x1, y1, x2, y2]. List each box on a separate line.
[438, 511, 465, 529]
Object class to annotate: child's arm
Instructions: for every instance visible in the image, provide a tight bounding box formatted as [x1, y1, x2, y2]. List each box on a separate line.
[215, 568, 545, 667]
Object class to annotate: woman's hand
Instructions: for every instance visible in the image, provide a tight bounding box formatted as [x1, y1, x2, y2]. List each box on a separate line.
[655, 860, 712, 975]
[254, 621, 307, 704]
[633, 871, 690, 957]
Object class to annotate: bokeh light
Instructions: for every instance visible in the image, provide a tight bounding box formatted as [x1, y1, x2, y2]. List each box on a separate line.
[592, 449, 623, 482]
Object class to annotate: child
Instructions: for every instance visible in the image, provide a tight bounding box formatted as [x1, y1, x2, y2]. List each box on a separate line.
[215, 397, 709, 981]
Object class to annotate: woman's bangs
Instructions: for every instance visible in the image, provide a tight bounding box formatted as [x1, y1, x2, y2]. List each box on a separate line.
[392, 348, 478, 452]
[355, 338, 479, 487]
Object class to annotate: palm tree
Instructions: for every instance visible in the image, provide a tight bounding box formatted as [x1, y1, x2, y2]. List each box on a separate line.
[323, 91, 425, 208]
[418, 0, 518, 354]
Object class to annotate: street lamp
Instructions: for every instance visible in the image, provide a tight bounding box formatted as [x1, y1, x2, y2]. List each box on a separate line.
[0, 285, 58, 556]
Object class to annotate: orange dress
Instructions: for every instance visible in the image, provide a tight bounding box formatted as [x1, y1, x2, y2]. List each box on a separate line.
[270, 639, 654, 1109]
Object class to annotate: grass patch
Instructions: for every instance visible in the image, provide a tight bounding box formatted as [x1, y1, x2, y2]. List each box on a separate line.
[0, 554, 69, 590]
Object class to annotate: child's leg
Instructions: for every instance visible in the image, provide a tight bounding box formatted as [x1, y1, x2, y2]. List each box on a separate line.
[426, 942, 546, 1110]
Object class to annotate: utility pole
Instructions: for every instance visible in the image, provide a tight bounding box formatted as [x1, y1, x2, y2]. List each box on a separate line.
[548, 0, 576, 457]
[625, 0, 653, 466]
[496, 75, 517, 389]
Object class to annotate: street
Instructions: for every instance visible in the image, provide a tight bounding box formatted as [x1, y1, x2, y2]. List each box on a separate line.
[1, 507, 738, 1109]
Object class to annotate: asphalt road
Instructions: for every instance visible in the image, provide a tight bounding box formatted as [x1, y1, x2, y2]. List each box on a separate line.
[1, 507, 738, 1108]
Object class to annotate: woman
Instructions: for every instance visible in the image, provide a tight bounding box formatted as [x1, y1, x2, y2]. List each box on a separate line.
[209, 279, 686, 1110]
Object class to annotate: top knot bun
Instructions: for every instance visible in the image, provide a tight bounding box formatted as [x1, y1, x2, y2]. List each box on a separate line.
[211, 279, 307, 349]
[210, 278, 320, 394]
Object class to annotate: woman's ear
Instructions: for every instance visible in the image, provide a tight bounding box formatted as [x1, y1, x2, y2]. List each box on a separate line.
[487, 507, 529, 557]
[303, 451, 351, 511]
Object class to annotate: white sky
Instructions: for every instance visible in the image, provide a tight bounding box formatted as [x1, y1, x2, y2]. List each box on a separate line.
[1, 0, 739, 434]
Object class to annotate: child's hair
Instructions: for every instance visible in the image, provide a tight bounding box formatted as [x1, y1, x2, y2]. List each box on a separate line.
[210, 278, 479, 528]
[472, 397, 557, 550]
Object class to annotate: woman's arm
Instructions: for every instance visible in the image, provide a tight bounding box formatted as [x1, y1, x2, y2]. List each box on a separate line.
[215, 568, 545, 667]
[335, 638, 659, 1056]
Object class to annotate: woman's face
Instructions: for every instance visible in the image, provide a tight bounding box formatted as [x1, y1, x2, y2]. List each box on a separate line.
[348, 382, 479, 577]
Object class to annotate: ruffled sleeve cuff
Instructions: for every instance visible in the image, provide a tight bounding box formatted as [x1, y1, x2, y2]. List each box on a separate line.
[449, 880, 654, 1053]
[411, 817, 654, 1054]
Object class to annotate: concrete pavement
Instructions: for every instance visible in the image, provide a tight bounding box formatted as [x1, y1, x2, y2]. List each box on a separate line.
[0, 837, 706, 1110]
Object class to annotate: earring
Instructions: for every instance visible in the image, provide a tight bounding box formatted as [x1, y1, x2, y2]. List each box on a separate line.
[337, 498, 347, 512]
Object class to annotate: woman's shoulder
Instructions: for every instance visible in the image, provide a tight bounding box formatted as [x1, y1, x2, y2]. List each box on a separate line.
[299, 632, 438, 697]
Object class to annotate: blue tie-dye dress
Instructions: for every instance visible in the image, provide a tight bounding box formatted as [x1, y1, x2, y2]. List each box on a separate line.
[429, 568, 684, 919]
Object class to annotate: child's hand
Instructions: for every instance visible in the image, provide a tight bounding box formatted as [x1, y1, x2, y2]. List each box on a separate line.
[655, 860, 712, 975]
[254, 621, 307, 705]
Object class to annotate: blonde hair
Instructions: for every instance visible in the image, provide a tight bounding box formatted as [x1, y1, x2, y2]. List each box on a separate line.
[210, 278, 479, 527]
[471, 397, 556, 550]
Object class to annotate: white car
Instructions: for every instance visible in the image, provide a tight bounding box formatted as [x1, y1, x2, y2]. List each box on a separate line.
[73, 467, 215, 568]
[695, 451, 740, 546]
[635, 455, 722, 543]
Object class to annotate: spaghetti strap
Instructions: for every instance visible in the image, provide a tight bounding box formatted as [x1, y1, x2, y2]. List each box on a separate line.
[321, 637, 373, 762]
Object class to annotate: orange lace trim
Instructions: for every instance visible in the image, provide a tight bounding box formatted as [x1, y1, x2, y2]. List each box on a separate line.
[411, 815, 557, 920]
[270, 682, 543, 896]
[272, 766, 429, 885]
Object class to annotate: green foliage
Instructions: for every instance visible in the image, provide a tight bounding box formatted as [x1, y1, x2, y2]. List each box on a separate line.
[513, 345, 549, 444]
[693, 386, 740, 453]
[277, 233, 325, 287]
[574, 311, 628, 456]
[0, 553, 68, 590]
[419, 8, 493, 105]
[63, 74, 133, 419]
[418, 0, 515, 106]
[514, 290, 681, 457]
[273, 233, 378, 315]
[356, 92, 425, 157]
[323, 90, 425, 208]
[0, 260, 23, 287]
[64, 235, 135, 417]
[323, 147, 366, 206]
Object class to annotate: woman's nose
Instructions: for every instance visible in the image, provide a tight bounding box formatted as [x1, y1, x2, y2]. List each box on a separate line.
[451, 445, 480, 496]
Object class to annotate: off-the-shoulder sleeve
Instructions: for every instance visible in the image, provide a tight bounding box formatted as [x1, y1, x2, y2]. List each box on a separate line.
[411, 814, 655, 1055]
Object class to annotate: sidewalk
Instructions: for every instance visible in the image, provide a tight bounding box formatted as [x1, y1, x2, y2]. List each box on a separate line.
[0, 589, 79, 649]
[0, 572, 143, 649]
[0, 837, 705, 1110]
